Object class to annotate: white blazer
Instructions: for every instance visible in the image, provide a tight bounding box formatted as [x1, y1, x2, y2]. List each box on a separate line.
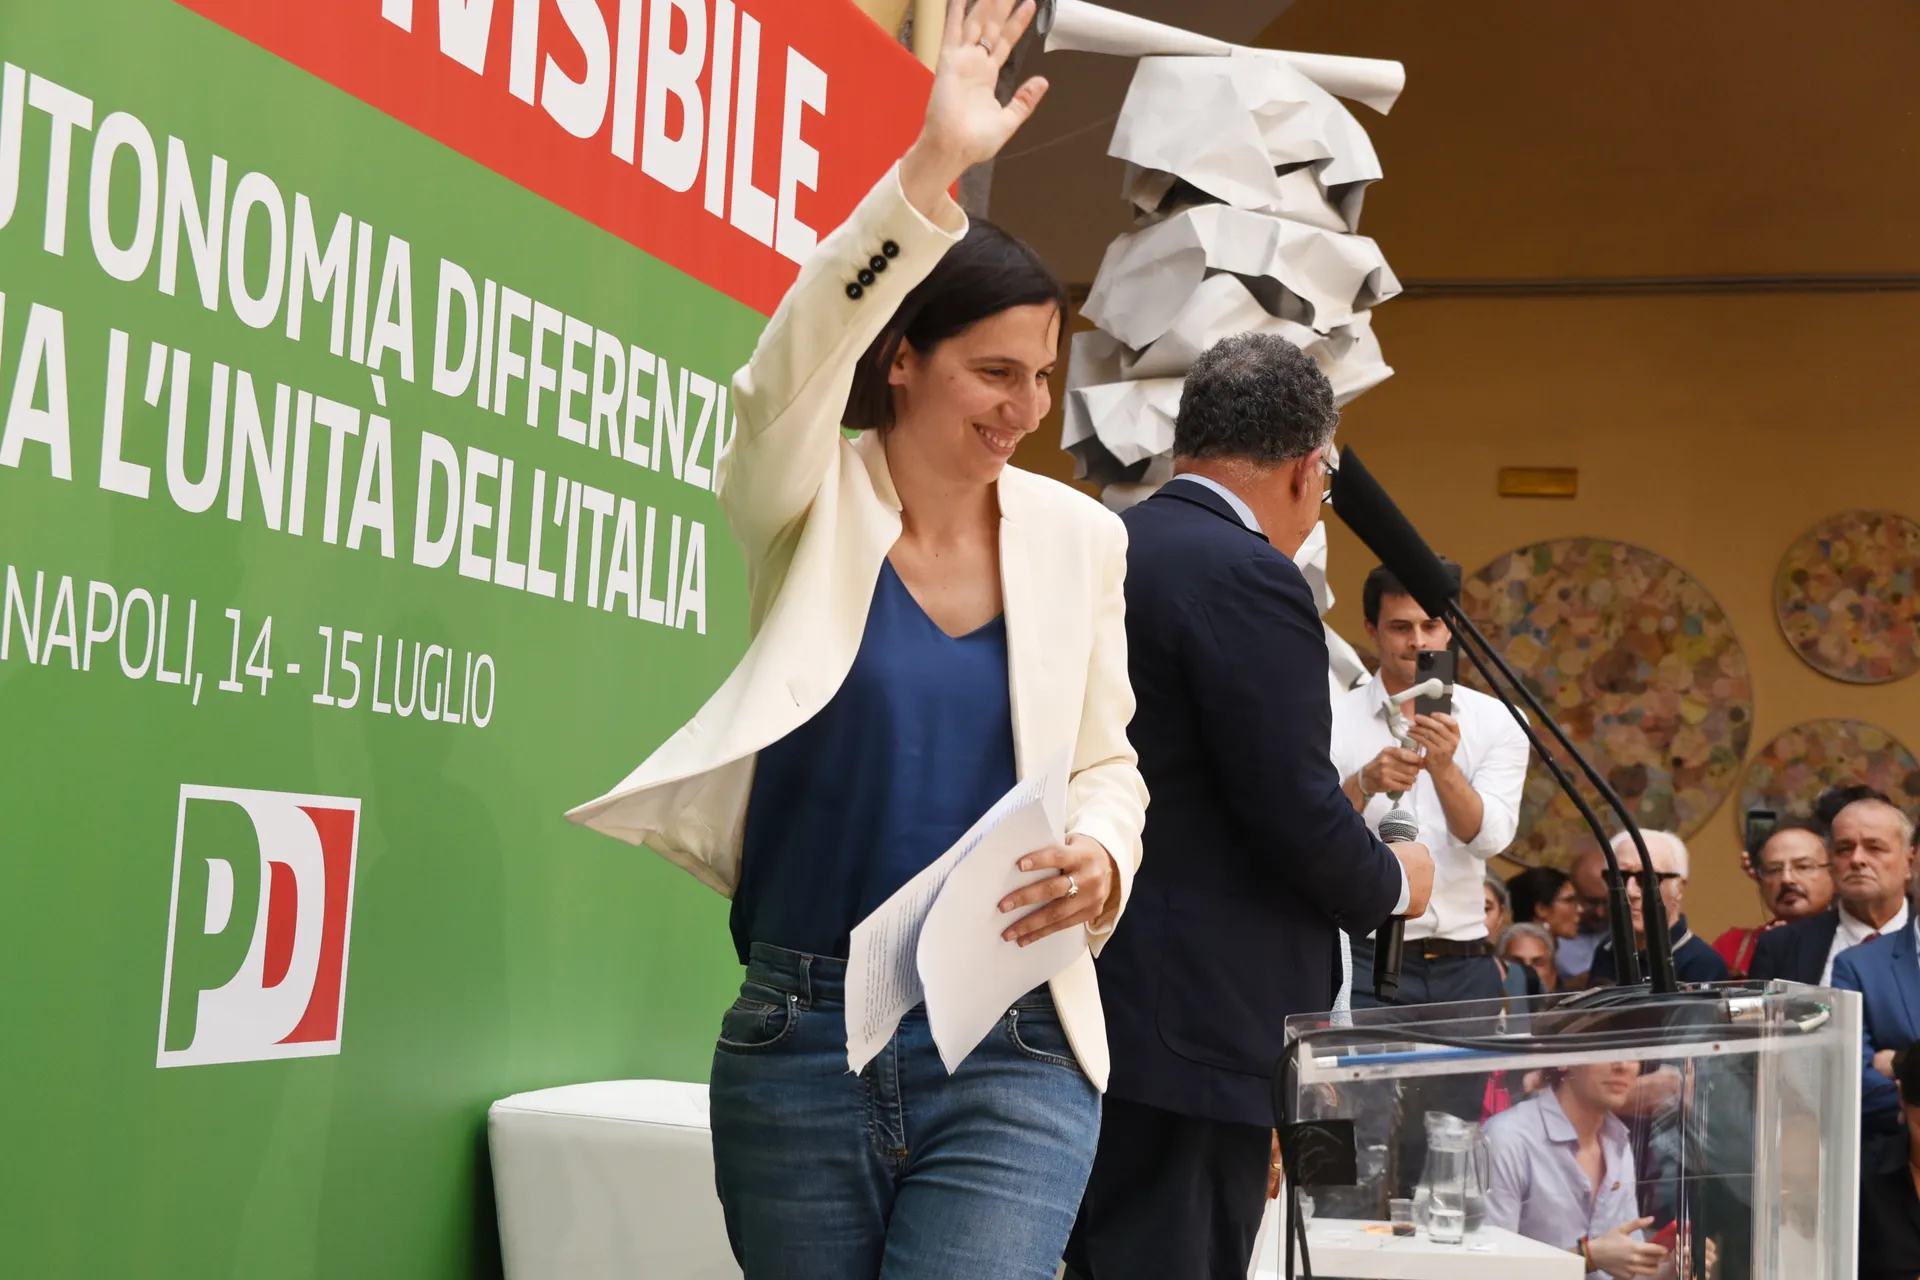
[567, 165, 1147, 1090]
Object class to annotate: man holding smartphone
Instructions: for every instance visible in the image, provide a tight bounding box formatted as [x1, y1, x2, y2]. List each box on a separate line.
[1334, 561, 1532, 1006]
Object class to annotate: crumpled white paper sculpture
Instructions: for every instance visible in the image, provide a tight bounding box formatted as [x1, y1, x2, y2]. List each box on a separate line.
[1054, 8, 1404, 515]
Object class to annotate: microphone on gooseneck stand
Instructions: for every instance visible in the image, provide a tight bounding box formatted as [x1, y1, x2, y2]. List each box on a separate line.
[1372, 803, 1420, 1004]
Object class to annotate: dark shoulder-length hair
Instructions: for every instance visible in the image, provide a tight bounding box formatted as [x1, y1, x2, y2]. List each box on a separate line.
[1506, 866, 1571, 926]
[842, 219, 1067, 431]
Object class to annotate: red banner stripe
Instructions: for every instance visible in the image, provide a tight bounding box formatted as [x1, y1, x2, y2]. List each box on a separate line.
[174, 0, 930, 316]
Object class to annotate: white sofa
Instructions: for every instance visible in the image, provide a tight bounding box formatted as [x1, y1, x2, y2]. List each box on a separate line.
[489, 1080, 741, 1280]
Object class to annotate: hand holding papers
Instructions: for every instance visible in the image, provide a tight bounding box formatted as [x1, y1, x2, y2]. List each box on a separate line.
[845, 752, 1084, 1076]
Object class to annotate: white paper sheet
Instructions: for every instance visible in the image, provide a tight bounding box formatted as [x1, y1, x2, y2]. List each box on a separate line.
[1045, 0, 1234, 59]
[1111, 56, 1380, 232]
[1120, 273, 1323, 380]
[1065, 377, 1182, 467]
[843, 754, 1072, 1076]
[916, 750, 1081, 1074]
[1083, 204, 1400, 349]
[844, 846, 961, 1076]
[1047, 0, 1407, 114]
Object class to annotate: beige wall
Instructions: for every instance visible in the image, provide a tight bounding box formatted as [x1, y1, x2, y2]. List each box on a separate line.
[1322, 290, 1920, 942]
[1004, 0, 1920, 941]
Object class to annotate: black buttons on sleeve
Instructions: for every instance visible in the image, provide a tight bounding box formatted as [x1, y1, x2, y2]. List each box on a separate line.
[846, 243, 902, 300]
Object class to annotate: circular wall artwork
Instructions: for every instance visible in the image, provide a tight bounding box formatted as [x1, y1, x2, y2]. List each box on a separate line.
[1774, 510, 1920, 684]
[1461, 539, 1753, 868]
[1738, 719, 1920, 831]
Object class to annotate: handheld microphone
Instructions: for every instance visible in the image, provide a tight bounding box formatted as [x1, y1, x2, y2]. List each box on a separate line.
[1372, 805, 1420, 1003]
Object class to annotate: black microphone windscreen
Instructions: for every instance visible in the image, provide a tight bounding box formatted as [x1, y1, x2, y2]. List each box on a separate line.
[1329, 447, 1457, 618]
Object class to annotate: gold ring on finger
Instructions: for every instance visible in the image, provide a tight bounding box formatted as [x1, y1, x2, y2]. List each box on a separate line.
[1065, 873, 1080, 899]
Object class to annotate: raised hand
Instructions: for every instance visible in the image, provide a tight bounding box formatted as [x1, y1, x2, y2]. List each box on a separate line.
[900, 0, 1049, 216]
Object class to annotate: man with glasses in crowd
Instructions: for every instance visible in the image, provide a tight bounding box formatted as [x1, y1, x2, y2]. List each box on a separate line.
[1588, 829, 1730, 985]
[1557, 848, 1615, 987]
[1712, 821, 1835, 977]
[1753, 791, 1913, 986]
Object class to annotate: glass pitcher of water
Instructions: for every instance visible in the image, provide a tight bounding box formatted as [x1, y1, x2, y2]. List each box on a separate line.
[1417, 1111, 1490, 1244]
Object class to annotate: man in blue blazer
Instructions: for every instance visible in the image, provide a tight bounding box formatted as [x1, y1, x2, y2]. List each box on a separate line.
[1833, 924, 1920, 1136]
[1066, 334, 1435, 1280]
[1752, 797, 1913, 988]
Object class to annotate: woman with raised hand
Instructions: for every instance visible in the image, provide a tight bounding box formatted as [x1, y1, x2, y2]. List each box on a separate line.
[567, 2, 1147, 1275]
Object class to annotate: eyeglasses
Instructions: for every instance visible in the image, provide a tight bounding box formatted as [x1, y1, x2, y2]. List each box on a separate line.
[1619, 870, 1683, 889]
[1758, 861, 1830, 884]
[1319, 444, 1339, 505]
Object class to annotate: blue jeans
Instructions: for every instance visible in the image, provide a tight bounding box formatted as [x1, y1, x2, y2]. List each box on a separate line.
[709, 944, 1101, 1279]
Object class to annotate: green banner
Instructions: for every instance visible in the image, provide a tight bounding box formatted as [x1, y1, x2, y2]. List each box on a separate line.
[0, 0, 922, 1273]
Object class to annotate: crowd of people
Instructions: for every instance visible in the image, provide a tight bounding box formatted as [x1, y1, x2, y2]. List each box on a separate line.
[1468, 785, 1920, 1277]
[568, 10, 1919, 1275]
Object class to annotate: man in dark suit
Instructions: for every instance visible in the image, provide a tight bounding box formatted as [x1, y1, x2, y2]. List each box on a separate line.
[1587, 830, 1730, 986]
[1752, 797, 1912, 987]
[1822, 798, 1920, 1136]
[1065, 333, 1435, 1280]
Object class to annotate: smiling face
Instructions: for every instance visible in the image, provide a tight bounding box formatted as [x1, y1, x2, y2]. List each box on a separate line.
[887, 302, 1060, 486]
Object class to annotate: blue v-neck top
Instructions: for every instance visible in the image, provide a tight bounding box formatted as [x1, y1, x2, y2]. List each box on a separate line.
[731, 560, 1018, 963]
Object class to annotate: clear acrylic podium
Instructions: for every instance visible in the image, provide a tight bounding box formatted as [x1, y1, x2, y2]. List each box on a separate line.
[1273, 983, 1862, 1279]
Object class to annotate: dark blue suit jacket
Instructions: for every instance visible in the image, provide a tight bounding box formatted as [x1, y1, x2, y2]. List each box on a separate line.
[1094, 479, 1404, 1128]
[1832, 925, 1920, 1136]
[1747, 909, 1841, 986]
[1588, 915, 1730, 986]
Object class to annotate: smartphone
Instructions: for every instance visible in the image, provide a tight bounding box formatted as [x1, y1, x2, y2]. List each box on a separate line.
[1414, 648, 1456, 718]
[1652, 1221, 1679, 1251]
[1744, 808, 1779, 855]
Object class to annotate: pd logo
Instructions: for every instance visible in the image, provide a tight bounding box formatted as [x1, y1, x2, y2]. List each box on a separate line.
[157, 785, 361, 1068]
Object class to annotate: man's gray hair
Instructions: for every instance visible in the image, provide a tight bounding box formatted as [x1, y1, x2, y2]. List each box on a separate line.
[1173, 332, 1337, 464]
[1611, 828, 1690, 879]
[1498, 922, 1556, 963]
[1836, 797, 1918, 849]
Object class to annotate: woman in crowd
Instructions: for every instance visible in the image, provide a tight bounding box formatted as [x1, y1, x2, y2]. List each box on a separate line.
[1485, 872, 1514, 941]
[567, 3, 1146, 1275]
[1508, 865, 1582, 946]
[1486, 875, 1543, 998]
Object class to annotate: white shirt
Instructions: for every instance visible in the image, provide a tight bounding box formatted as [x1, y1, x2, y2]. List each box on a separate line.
[1822, 900, 1911, 985]
[1330, 670, 1530, 940]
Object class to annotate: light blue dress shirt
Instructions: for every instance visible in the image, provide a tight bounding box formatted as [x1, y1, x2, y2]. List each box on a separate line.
[1484, 1086, 1644, 1273]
